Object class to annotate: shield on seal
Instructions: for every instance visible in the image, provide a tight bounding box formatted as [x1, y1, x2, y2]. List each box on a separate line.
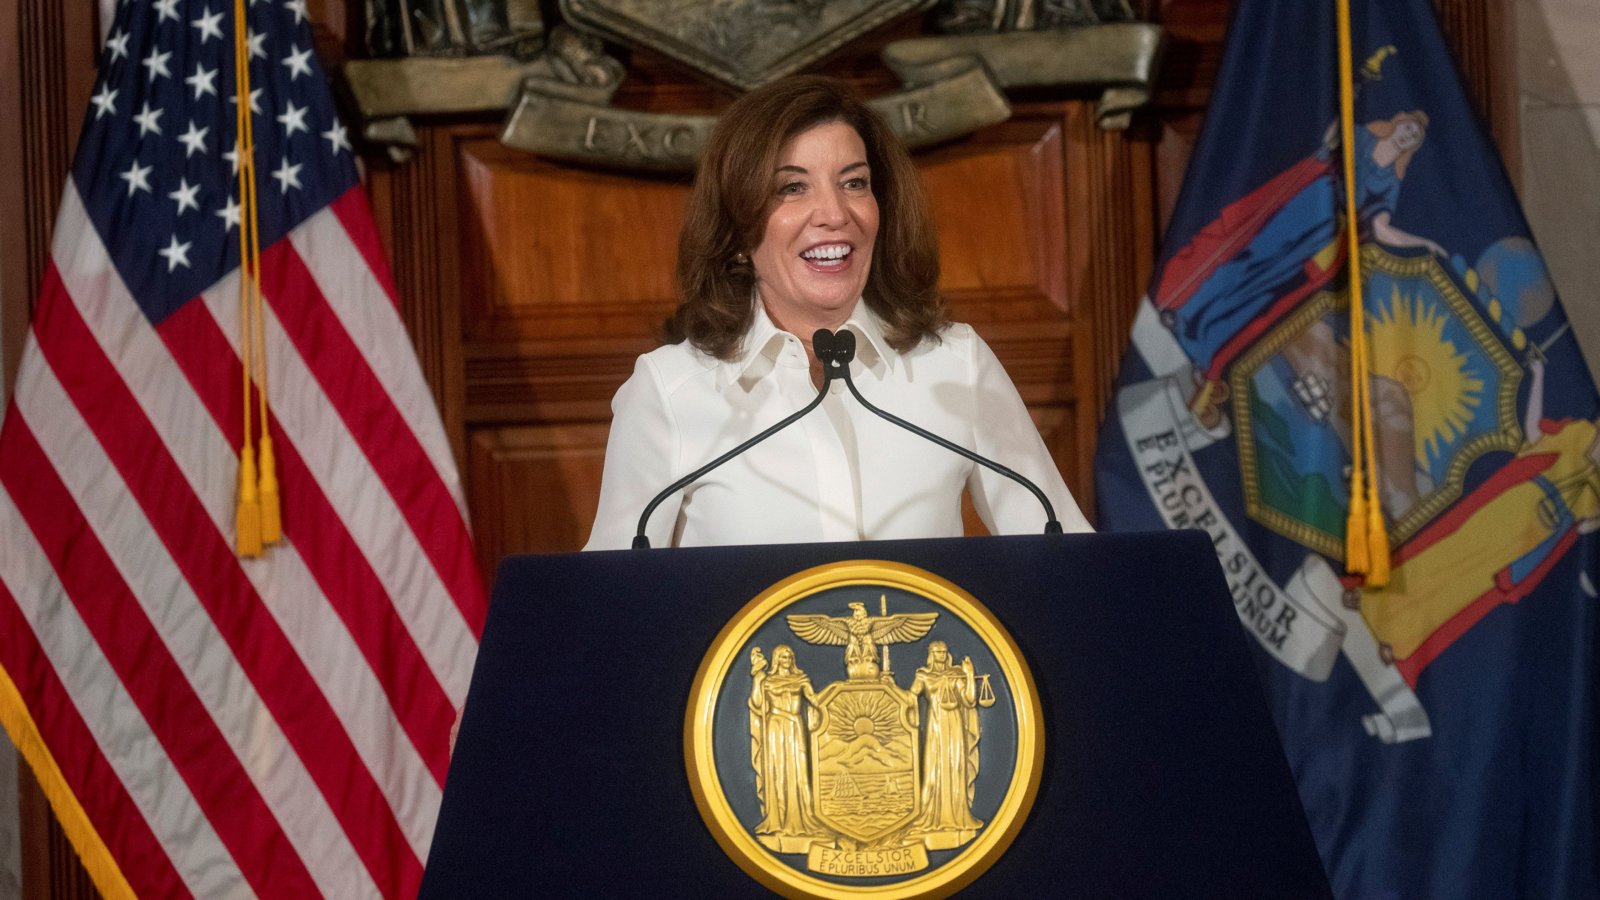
[808, 680, 920, 843]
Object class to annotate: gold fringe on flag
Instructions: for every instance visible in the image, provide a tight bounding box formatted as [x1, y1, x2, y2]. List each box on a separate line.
[0, 665, 138, 900]
[1336, 0, 1390, 586]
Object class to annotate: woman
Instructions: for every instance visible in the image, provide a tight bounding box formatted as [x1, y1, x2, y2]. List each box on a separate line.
[584, 75, 1091, 549]
[905, 641, 984, 849]
[747, 645, 826, 853]
[1155, 111, 1444, 425]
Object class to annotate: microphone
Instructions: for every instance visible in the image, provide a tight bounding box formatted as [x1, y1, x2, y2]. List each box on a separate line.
[631, 330, 850, 549]
[824, 329, 1064, 534]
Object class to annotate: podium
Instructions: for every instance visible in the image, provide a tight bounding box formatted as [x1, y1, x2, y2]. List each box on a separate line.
[420, 532, 1330, 898]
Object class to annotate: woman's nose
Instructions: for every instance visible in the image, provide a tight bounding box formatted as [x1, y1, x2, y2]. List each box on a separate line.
[810, 188, 849, 227]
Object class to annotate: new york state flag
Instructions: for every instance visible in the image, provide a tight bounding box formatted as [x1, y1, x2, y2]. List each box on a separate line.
[1095, 0, 1598, 896]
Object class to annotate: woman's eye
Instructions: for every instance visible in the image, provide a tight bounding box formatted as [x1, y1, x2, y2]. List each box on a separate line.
[779, 181, 805, 195]
[844, 177, 869, 191]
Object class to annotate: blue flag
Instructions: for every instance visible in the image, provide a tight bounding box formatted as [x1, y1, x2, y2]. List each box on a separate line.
[1094, 1, 1599, 896]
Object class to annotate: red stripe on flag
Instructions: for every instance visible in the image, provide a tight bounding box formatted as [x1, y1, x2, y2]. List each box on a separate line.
[329, 187, 401, 309]
[33, 272, 424, 895]
[158, 295, 456, 782]
[0, 536, 190, 899]
[0, 399, 317, 898]
[258, 240, 486, 633]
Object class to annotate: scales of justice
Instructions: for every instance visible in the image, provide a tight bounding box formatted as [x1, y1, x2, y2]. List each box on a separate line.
[745, 597, 997, 876]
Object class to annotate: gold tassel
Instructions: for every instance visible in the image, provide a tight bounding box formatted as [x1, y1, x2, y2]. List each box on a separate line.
[257, 432, 280, 544]
[1365, 510, 1390, 586]
[1345, 481, 1369, 574]
[236, 445, 262, 557]
[1363, 477, 1390, 586]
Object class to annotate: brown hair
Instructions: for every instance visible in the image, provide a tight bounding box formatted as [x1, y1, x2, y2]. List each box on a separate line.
[668, 75, 945, 359]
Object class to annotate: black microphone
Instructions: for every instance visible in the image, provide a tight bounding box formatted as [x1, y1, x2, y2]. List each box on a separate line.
[631, 330, 851, 549]
[824, 329, 1064, 534]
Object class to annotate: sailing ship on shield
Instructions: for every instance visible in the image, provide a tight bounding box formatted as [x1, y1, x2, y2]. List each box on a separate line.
[745, 598, 996, 874]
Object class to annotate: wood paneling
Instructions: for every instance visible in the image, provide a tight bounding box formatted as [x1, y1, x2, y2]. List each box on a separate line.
[467, 424, 610, 571]
[0, 0, 100, 391]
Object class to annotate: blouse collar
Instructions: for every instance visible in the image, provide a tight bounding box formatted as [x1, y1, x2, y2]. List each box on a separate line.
[732, 297, 894, 389]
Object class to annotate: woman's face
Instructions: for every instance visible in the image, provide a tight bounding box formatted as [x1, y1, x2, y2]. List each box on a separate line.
[750, 120, 880, 334]
[1393, 119, 1424, 151]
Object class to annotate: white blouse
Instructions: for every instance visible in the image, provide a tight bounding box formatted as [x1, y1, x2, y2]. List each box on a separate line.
[583, 301, 1093, 550]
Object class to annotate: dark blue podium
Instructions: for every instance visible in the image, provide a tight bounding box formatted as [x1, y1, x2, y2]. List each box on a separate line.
[420, 531, 1330, 898]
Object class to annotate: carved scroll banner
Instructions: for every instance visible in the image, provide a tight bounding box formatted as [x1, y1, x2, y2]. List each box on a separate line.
[881, 22, 1165, 129]
[499, 62, 1011, 171]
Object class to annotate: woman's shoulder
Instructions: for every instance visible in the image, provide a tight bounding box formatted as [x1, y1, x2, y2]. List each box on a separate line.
[900, 320, 980, 364]
[632, 340, 723, 394]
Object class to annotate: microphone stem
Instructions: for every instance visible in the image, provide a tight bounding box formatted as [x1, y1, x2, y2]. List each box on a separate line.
[837, 370, 1063, 534]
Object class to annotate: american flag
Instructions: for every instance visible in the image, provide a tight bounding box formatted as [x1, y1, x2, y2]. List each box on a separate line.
[0, 1, 485, 897]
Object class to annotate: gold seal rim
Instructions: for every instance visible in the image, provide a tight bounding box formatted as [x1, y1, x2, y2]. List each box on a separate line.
[684, 560, 1045, 900]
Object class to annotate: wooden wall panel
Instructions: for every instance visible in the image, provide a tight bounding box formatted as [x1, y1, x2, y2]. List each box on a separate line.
[458, 142, 686, 336]
[467, 424, 610, 572]
[0, 0, 100, 391]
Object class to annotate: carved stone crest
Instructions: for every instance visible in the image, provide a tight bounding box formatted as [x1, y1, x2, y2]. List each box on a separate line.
[343, 0, 1164, 170]
[561, 0, 938, 91]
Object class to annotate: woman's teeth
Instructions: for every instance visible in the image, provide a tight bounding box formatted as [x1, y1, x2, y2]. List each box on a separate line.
[801, 244, 851, 262]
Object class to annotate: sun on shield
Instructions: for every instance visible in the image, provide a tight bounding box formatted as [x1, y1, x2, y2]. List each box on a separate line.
[809, 681, 920, 843]
[1230, 246, 1525, 557]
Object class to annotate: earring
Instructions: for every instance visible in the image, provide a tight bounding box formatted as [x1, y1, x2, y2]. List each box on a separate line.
[733, 252, 749, 265]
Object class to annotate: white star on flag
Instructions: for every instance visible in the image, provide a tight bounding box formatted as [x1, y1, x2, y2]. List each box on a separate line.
[119, 160, 153, 196]
[133, 102, 164, 137]
[228, 88, 264, 116]
[168, 178, 202, 215]
[322, 122, 352, 155]
[91, 85, 118, 120]
[141, 48, 172, 82]
[272, 158, 303, 193]
[282, 46, 314, 81]
[191, 7, 225, 43]
[153, 0, 181, 23]
[105, 29, 130, 62]
[185, 64, 219, 101]
[215, 195, 242, 231]
[278, 101, 310, 138]
[156, 234, 193, 271]
[178, 121, 209, 157]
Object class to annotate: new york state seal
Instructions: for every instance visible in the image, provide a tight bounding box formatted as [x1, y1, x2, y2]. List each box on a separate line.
[685, 561, 1044, 899]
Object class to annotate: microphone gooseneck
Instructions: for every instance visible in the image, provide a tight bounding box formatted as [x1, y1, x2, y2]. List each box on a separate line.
[826, 330, 1063, 535]
[631, 330, 847, 549]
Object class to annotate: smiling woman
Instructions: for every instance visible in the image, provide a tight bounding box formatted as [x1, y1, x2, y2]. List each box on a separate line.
[583, 75, 1093, 550]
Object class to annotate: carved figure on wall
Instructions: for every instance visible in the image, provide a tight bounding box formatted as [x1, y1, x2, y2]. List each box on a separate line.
[366, 0, 545, 58]
[930, 0, 1136, 33]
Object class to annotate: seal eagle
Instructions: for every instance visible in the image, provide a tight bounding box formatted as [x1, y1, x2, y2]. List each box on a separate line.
[786, 600, 938, 679]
